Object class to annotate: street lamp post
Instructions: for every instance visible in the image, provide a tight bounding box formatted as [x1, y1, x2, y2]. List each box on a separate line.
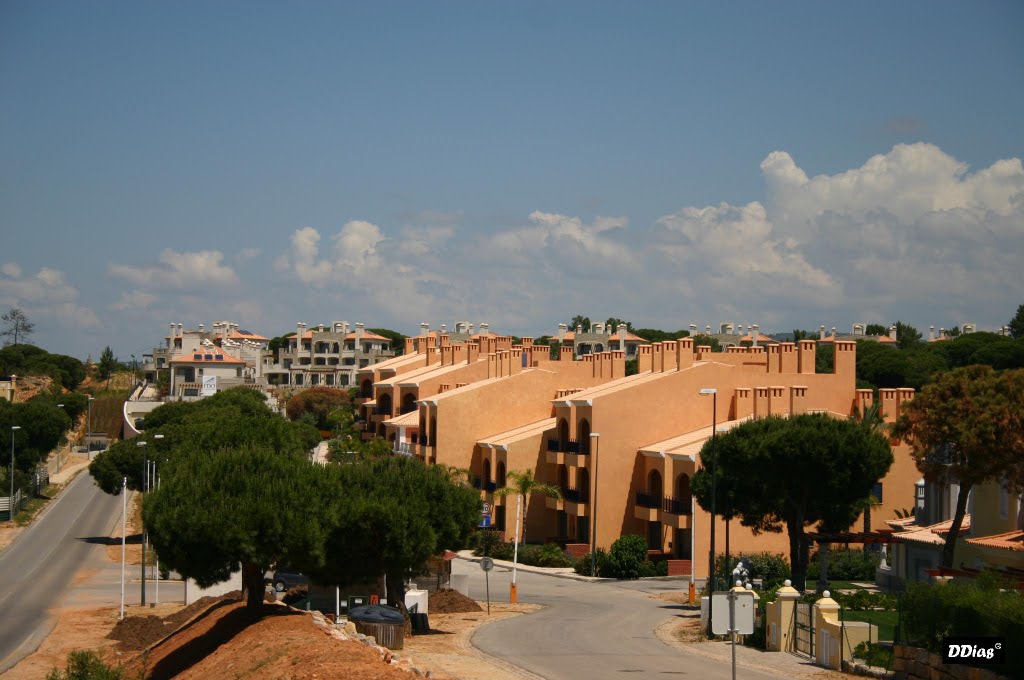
[87, 396, 95, 455]
[152, 434, 163, 604]
[590, 432, 600, 577]
[9, 426, 20, 521]
[137, 440, 147, 606]
[699, 387, 717, 636]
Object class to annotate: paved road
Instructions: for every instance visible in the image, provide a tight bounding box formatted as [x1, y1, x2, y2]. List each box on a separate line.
[458, 561, 784, 680]
[0, 472, 124, 673]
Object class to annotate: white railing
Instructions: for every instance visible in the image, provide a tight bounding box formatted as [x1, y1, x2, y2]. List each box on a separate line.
[0, 490, 26, 519]
[393, 442, 414, 456]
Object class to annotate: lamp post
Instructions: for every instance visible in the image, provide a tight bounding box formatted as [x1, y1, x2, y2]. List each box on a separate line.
[87, 396, 95, 455]
[590, 432, 600, 577]
[56, 404, 65, 469]
[152, 434, 163, 603]
[698, 387, 718, 638]
[9, 426, 20, 521]
[137, 440, 147, 605]
[698, 388, 718, 593]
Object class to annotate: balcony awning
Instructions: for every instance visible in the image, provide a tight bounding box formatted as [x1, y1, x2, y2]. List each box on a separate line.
[637, 417, 751, 460]
[384, 410, 419, 428]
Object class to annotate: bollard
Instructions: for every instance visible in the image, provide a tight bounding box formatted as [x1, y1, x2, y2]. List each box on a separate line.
[689, 581, 696, 604]
[509, 582, 518, 604]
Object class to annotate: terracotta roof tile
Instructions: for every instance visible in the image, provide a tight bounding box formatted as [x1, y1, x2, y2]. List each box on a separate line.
[966, 530, 1024, 552]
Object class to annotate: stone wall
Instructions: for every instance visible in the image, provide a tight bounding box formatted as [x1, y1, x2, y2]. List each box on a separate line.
[893, 645, 1010, 680]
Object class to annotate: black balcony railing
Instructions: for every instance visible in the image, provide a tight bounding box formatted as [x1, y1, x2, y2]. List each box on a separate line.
[563, 485, 589, 504]
[546, 439, 584, 454]
[420, 435, 431, 447]
[662, 495, 692, 515]
[472, 477, 482, 490]
[635, 490, 662, 509]
[375, 406, 392, 417]
[485, 481, 497, 492]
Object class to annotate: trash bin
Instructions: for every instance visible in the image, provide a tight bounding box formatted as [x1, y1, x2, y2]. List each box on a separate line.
[348, 604, 406, 650]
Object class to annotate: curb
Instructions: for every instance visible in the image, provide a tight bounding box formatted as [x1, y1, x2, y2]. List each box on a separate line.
[456, 552, 613, 583]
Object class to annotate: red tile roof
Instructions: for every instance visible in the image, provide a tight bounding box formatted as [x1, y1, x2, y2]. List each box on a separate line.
[169, 350, 245, 365]
[966, 530, 1024, 552]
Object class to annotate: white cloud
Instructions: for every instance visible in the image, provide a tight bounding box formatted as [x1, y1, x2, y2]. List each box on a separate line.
[108, 249, 239, 289]
[265, 144, 1022, 336]
[111, 290, 157, 312]
[235, 247, 261, 263]
[656, 142, 1024, 326]
[0, 265, 100, 327]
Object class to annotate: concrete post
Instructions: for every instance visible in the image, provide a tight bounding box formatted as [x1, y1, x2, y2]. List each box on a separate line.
[766, 580, 800, 652]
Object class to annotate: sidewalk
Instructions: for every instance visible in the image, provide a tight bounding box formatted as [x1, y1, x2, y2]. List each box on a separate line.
[655, 610, 842, 679]
[50, 458, 91, 485]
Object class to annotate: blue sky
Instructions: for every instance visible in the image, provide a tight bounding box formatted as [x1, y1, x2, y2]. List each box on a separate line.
[1, 1, 1022, 359]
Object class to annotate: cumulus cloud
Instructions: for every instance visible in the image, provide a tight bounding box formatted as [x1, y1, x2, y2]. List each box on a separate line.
[266, 143, 1022, 334]
[111, 290, 157, 312]
[109, 249, 239, 289]
[274, 220, 386, 286]
[661, 142, 1024, 326]
[0, 264, 100, 327]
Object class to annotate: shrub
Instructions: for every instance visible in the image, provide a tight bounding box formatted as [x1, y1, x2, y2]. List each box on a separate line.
[807, 547, 879, 581]
[714, 551, 791, 588]
[470, 530, 504, 556]
[574, 549, 608, 576]
[902, 576, 1024, 676]
[46, 650, 127, 680]
[852, 641, 893, 670]
[606, 535, 648, 579]
[525, 543, 573, 568]
[638, 559, 669, 577]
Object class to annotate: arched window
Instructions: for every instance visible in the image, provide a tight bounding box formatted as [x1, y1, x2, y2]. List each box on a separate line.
[676, 473, 691, 503]
[648, 469, 663, 498]
[360, 379, 373, 398]
[577, 468, 590, 501]
[496, 461, 506, 487]
[401, 393, 417, 414]
[577, 419, 591, 454]
[557, 419, 570, 450]
[482, 458, 491, 485]
[378, 393, 393, 417]
[559, 465, 569, 490]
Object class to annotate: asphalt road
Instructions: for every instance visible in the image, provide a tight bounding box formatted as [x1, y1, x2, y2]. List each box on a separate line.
[0, 472, 123, 673]
[459, 561, 784, 680]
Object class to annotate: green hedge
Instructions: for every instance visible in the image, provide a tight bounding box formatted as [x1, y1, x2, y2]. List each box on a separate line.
[807, 547, 880, 581]
[901, 576, 1024, 676]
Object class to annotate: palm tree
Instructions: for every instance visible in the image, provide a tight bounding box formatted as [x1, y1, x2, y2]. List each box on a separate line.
[494, 469, 561, 547]
[854, 402, 886, 535]
[494, 469, 562, 600]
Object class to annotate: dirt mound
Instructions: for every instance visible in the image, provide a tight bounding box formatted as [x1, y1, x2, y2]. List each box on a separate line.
[107, 615, 174, 651]
[107, 595, 239, 651]
[127, 600, 413, 680]
[429, 589, 482, 614]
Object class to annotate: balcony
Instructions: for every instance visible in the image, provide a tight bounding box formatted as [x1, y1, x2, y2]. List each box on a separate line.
[393, 441, 414, 456]
[662, 495, 692, 515]
[634, 490, 661, 522]
[485, 480, 497, 492]
[546, 439, 580, 453]
[563, 485, 589, 504]
[374, 406, 392, 417]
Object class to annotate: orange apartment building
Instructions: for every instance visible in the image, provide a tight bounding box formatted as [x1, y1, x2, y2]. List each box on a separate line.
[439, 338, 918, 580]
[355, 329, 922, 581]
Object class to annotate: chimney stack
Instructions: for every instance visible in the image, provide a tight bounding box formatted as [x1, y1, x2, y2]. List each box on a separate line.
[558, 323, 567, 342]
[819, 325, 826, 340]
[752, 324, 760, 347]
[889, 324, 897, 341]
[689, 323, 697, 335]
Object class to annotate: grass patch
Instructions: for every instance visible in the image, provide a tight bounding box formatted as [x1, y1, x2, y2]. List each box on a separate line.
[843, 609, 898, 641]
[827, 580, 870, 591]
[15, 483, 60, 526]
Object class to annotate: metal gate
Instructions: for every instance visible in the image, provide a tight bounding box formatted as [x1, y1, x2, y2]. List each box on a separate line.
[793, 602, 814, 657]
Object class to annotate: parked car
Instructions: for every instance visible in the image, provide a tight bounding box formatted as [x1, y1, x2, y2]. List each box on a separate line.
[269, 569, 309, 593]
